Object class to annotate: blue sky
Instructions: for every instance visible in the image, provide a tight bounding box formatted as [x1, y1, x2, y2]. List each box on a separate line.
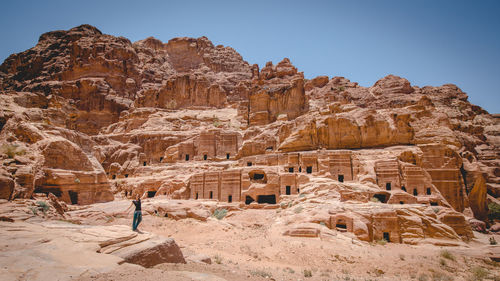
[1, 0, 499, 113]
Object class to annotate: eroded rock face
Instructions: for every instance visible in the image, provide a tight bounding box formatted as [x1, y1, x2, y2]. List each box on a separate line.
[0, 24, 498, 239]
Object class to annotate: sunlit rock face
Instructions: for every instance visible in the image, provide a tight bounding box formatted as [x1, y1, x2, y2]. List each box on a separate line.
[0, 24, 498, 244]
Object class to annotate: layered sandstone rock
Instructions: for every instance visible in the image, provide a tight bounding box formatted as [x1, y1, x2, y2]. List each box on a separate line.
[0, 24, 498, 241]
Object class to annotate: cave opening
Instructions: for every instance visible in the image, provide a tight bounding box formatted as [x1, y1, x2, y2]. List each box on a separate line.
[401, 185, 407, 192]
[251, 173, 265, 180]
[245, 196, 255, 205]
[426, 188, 431, 195]
[286, 185, 291, 195]
[336, 223, 347, 229]
[34, 187, 62, 197]
[147, 191, 156, 198]
[338, 174, 344, 182]
[373, 193, 388, 203]
[226, 153, 230, 159]
[247, 162, 252, 166]
[185, 154, 190, 161]
[288, 167, 294, 173]
[383, 232, 390, 242]
[68, 190, 78, 205]
[257, 195, 276, 204]
[203, 154, 207, 160]
[413, 189, 418, 196]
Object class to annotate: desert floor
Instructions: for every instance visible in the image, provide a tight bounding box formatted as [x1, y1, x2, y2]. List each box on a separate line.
[71, 201, 499, 281]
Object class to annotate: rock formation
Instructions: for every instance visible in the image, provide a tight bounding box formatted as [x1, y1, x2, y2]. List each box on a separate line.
[1, 24, 499, 244]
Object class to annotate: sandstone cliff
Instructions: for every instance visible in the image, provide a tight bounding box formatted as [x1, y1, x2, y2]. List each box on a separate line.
[0, 25, 498, 239]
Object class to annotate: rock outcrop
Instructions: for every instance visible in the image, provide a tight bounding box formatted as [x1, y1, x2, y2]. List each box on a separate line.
[0, 24, 498, 240]
[0, 219, 185, 281]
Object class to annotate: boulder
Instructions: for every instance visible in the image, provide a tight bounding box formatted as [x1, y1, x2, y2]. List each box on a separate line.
[112, 236, 186, 267]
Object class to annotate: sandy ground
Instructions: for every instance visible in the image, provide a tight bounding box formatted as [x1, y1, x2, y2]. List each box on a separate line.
[74, 205, 500, 281]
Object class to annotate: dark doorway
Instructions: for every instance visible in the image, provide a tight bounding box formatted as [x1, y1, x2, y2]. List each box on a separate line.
[226, 153, 230, 159]
[112, 175, 116, 179]
[247, 162, 252, 166]
[251, 173, 265, 180]
[245, 196, 255, 205]
[430, 202, 438, 206]
[195, 192, 199, 199]
[286, 185, 291, 195]
[336, 223, 347, 229]
[257, 195, 276, 204]
[297, 188, 300, 193]
[400, 201, 404, 204]
[338, 174, 344, 182]
[228, 195, 232, 203]
[299, 167, 302, 172]
[413, 189, 418, 196]
[160, 157, 163, 162]
[306, 166, 312, 174]
[383, 232, 390, 242]
[386, 182, 391, 191]
[68, 190, 78, 205]
[125, 174, 129, 178]
[288, 167, 294, 173]
[143, 161, 147, 166]
[185, 154, 190, 161]
[209, 191, 213, 199]
[401, 186, 407, 192]
[204, 154, 208, 160]
[373, 193, 388, 203]
[426, 188, 431, 195]
[147, 191, 156, 198]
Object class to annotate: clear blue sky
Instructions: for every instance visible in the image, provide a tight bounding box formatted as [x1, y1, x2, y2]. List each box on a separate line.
[1, 0, 499, 113]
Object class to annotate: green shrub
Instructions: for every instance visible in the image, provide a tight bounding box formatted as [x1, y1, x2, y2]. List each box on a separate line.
[36, 201, 50, 214]
[303, 269, 312, 278]
[377, 239, 387, 246]
[490, 237, 497, 245]
[439, 250, 455, 261]
[470, 266, 488, 281]
[74, 178, 80, 184]
[29, 206, 38, 215]
[213, 254, 222, 264]
[213, 208, 227, 220]
[370, 197, 380, 203]
[488, 202, 500, 221]
[250, 270, 272, 278]
[1, 144, 26, 158]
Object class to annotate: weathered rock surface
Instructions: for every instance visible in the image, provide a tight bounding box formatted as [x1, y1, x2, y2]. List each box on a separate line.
[0, 24, 498, 239]
[0, 220, 185, 281]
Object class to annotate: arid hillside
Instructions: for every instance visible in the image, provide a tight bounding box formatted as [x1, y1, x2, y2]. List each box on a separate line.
[0, 24, 499, 281]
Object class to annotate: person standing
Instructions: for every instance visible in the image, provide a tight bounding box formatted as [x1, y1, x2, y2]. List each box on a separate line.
[125, 194, 142, 231]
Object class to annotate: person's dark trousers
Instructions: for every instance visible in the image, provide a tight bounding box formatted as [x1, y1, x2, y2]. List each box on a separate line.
[132, 211, 142, 231]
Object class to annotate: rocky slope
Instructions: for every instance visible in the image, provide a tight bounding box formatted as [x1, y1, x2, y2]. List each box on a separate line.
[0, 24, 499, 245]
